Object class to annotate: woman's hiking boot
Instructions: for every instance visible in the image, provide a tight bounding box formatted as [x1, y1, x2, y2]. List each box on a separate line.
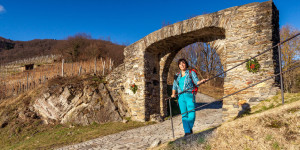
[184, 133, 192, 137]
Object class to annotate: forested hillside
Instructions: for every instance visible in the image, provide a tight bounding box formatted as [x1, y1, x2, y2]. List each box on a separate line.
[0, 34, 125, 66]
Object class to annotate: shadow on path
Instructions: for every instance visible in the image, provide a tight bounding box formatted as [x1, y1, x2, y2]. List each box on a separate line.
[195, 100, 223, 111]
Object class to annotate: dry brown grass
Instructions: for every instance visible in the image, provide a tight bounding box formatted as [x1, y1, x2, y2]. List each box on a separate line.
[208, 100, 300, 150]
[157, 94, 300, 150]
[198, 84, 224, 99]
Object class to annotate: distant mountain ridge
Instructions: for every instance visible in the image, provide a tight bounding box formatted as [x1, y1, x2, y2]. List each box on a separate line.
[0, 37, 59, 64]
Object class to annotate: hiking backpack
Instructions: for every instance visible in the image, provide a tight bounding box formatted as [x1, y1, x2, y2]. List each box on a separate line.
[189, 69, 198, 94]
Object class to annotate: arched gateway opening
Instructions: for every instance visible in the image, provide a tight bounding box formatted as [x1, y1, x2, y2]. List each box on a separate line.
[166, 41, 225, 116]
[144, 27, 225, 119]
[107, 1, 280, 121]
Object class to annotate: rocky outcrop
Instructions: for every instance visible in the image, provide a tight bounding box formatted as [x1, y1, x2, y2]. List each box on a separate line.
[33, 82, 122, 125]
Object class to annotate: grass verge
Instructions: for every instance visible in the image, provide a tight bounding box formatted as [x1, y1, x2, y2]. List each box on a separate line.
[251, 92, 300, 113]
[0, 120, 155, 150]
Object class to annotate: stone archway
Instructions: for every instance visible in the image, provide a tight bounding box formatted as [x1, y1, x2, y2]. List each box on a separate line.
[107, 1, 280, 121]
[144, 26, 226, 120]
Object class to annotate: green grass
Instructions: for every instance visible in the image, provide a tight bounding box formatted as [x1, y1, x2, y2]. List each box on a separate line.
[272, 141, 280, 150]
[251, 93, 300, 114]
[197, 137, 205, 144]
[205, 144, 212, 150]
[265, 134, 273, 141]
[235, 93, 300, 119]
[91, 76, 106, 83]
[0, 121, 155, 150]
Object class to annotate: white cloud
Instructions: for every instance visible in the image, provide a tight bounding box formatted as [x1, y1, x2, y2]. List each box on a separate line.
[0, 5, 5, 13]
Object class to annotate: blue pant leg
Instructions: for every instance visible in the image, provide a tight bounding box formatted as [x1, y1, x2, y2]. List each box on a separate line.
[185, 93, 196, 131]
[178, 94, 191, 133]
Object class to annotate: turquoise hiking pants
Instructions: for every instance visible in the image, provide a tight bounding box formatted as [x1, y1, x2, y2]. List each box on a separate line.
[178, 93, 195, 134]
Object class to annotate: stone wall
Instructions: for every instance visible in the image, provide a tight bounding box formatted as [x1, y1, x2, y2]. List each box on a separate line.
[107, 1, 280, 121]
[106, 64, 130, 118]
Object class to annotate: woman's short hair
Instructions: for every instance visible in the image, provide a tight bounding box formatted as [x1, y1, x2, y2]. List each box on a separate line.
[178, 58, 189, 68]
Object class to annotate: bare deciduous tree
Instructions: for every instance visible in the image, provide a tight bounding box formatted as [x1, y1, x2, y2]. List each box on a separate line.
[168, 42, 223, 87]
[280, 25, 300, 92]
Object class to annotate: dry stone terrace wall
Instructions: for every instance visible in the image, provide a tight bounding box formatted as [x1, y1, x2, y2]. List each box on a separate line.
[107, 1, 280, 121]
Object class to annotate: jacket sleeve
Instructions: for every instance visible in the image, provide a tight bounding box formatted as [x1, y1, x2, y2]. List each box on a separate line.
[172, 78, 178, 91]
[190, 71, 200, 85]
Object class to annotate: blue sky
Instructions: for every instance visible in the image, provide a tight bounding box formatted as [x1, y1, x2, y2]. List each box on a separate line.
[0, 0, 299, 45]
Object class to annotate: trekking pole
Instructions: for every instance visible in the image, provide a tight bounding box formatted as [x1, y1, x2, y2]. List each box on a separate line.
[168, 98, 175, 139]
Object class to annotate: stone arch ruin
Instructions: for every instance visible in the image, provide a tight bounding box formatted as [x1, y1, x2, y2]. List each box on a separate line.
[107, 1, 280, 121]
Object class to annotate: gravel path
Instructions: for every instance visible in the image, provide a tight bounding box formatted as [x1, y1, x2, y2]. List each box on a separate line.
[56, 93, 223, 150]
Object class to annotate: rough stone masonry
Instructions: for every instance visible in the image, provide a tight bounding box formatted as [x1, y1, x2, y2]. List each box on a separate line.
[106, 1, 280, 122]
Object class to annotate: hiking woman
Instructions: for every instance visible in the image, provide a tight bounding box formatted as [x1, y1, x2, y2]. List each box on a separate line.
[171, 58, 207, 136]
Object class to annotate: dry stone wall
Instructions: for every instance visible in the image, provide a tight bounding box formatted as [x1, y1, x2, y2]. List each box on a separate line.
[107, 1, 280, 121]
